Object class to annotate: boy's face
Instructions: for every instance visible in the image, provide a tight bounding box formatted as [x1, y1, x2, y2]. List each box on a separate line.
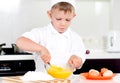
[48, 9, 76, 33]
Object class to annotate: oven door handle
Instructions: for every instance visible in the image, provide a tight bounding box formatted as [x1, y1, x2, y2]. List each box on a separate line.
[0, 67, 11, 71]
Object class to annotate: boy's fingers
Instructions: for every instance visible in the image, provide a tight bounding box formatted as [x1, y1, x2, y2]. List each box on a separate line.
[40, 55, 51, 63]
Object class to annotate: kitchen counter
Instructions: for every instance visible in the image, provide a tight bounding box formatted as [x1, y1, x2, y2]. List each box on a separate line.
[0, 55, 34, 61]
[1, 50, 120, 61]
[0, 49, 120, 61]
[86, 50, 120, 59]
[1, 51, 120, 76]
[0, 74, 120, 83]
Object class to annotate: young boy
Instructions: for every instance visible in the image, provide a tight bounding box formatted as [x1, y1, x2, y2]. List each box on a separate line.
[16, 0, 86, 72]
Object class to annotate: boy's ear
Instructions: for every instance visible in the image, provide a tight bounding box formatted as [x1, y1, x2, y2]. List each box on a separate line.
[47, 10, 52, 19]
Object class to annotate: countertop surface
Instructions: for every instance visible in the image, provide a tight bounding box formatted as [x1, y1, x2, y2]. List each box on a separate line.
[0, 50, 120, 61]
[0, 55, 34, 60]
[86, 50, 120, 59]
[0, 74, 120, 83]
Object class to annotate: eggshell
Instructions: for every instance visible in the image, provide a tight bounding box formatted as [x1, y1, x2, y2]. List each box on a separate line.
[103, 70, 113, 77]
[88, 69, 100, 77]
[101, 68, 108, 74]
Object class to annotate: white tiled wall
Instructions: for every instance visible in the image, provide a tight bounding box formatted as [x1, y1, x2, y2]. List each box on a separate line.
[0, 0, 119, 50]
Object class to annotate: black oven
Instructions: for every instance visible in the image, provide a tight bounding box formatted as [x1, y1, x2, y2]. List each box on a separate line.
[0, 60, 35, 76]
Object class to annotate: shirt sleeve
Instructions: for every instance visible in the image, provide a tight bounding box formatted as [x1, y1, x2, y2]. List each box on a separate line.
[70, 32, 86, 69]
[22, 28, 42, 44]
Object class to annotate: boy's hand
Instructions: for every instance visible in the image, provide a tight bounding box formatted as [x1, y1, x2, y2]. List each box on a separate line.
[39, 46, 51, 64]
[68, 55, 82, 69]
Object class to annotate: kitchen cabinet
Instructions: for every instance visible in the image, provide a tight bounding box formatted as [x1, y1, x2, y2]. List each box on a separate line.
[74, 59, 120, 74]
[74, 51, 120, 74]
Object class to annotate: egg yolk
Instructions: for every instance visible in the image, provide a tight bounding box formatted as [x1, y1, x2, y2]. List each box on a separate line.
[47, 65, 72, 79]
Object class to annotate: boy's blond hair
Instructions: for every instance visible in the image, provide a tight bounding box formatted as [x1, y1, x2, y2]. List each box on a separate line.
[51, 2, 75, 13]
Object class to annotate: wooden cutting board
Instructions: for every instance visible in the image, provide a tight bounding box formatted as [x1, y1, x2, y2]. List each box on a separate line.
[2, 76, 70, 83]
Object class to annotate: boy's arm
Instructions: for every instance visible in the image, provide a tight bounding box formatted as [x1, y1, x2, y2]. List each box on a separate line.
[16, 36, 42, 53]
[16, 36, 51, 63]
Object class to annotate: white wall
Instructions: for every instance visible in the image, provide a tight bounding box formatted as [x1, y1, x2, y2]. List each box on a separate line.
[0, 0, 50, 46]
[0, 0, 116, 50]
[111, 0, 120, 30]
[73, 0, 111, 50]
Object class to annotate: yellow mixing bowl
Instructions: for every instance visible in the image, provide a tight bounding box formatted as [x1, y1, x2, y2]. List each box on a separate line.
[47, 65, 72, 79]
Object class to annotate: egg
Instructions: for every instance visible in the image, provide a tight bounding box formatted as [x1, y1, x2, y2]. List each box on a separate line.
[88, 69, 100, 77]
[101, 68, 108, 74]
[103, 70, 113, 77]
